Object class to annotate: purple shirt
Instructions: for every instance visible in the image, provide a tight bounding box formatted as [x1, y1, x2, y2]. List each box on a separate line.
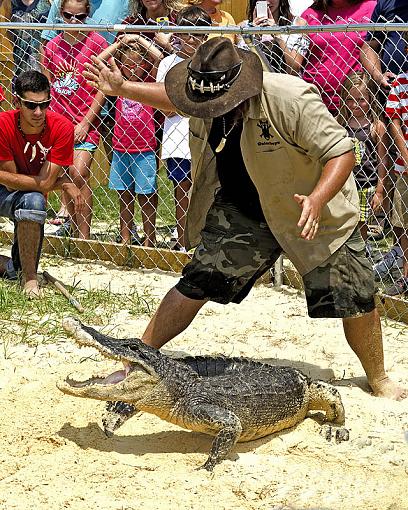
[302, 0, 376, 113]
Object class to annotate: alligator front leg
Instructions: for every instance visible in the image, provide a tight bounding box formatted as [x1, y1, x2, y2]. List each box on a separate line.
[103, 401, 139, 437]
[191, 404, 242, 471]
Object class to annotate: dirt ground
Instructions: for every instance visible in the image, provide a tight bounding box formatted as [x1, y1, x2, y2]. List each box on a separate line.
[0, 258, 407, 510]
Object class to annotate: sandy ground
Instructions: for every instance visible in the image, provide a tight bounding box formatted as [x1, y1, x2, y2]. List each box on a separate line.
[0, 258, 407, 510]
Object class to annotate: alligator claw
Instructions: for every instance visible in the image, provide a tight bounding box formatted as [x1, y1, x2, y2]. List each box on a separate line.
[320, 424, 350, 443]
[197, 460, 216, 472]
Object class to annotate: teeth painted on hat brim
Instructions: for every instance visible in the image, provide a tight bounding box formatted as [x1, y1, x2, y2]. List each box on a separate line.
[164, 48, 263, 119]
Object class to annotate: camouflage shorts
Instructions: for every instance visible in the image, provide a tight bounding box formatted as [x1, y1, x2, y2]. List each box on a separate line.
[176, 194, 376, 317]
[303, 227, 376, 318]
[176, 194, 281, 304]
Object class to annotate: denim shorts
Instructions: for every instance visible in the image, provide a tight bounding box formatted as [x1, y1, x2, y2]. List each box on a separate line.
[176, 193, 375, 318]
[109, 150, 157, 194]
[166, 158, 191, 184]
[74, 141, 98, 152]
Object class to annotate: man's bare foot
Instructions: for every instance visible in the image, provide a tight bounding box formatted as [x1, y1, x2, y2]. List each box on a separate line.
[22, 279, 42, 299]
[370, 376, 408, 401]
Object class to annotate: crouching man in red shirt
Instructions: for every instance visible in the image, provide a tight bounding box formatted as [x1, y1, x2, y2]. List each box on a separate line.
[0, 70, 83, 297]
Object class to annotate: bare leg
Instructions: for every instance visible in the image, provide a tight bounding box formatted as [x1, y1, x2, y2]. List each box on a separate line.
[358, 221, 368, 242]
[118, 190, 135, 244]
[174, 179, 191, 248]
[69, 150, 94, 240]
[142, 287, 207, 349]
[138, 192, 158, 248]
[342, 308, 407, 400]
[17, 221, 42, 298]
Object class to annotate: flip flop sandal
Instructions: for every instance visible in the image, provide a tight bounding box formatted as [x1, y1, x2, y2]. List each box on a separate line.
[49, 215, 69, 226]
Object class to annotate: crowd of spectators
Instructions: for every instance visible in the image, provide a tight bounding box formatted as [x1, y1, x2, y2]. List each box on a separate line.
[1, 0, 408, 295]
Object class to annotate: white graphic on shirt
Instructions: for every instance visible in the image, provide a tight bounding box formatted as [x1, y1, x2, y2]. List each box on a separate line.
[53, 60, 80, 96]
[24, 141, 51, 163]
[121, 99, 143, 121]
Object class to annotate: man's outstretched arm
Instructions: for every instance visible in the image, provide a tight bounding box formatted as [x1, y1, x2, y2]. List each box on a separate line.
[84, 56, 175, 112]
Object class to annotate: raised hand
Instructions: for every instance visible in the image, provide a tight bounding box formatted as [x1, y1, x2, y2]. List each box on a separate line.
[84, 56, 124, 97]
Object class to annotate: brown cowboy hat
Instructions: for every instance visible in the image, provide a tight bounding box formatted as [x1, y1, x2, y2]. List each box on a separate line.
[164, 37, 263, 118]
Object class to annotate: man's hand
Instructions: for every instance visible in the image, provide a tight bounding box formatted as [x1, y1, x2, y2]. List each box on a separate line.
[62, 183, 84, 214]
[84, 56, 124, 96]
[294, 193, 322, 241]
[74, 120, 90, 143]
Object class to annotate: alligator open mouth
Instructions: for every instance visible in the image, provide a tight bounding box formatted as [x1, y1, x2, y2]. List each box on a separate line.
[63, 369, 129, 388]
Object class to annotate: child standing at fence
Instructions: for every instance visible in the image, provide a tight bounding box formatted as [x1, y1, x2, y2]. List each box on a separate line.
[99, 36, 162, 246]
[156, 6, 210, 251]
[338, 70, 388, 242]
[42, 0, 108, 239]
[383, 33, 408, 296]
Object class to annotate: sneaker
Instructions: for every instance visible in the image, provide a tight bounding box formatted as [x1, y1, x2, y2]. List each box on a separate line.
[385, 277, 408, 296]
[54, 220, 72, 237]
[373, 245, 403, 281]
[367, 225, 385, 241]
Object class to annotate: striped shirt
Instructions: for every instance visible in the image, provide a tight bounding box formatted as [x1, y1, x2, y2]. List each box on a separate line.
[386, 73, 408, 174]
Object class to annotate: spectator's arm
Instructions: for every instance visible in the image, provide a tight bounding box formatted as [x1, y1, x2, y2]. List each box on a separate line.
[371, 119, 388, 211]
[120, 34, 164, 62]
[98, 40, 121, 62]
[390, 118, 408, 170]
[360, 41, 395, 89]
[153, 32, 173, 54]
[279, 39, 305, 75]
[41, 0, 61, 42]
[279, 17, 308, 75]
[74, 90, 106, 143]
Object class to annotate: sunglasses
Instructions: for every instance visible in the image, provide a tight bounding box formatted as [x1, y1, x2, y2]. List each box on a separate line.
[62, 11, 88, 21]
[16, 94, 51, 111]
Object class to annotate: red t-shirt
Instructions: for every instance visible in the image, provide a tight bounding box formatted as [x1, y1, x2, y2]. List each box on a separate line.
[43, 32, 108, 146]
[0, 85, 5, 102]
[0, 109, 74, 176]
[113, 97, 156, 153]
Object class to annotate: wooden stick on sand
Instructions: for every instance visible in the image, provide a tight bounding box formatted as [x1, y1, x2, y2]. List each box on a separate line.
[43, 271, 84, 313]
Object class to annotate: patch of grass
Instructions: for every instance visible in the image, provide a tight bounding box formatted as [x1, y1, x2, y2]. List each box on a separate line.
[0, 278, 158, 349]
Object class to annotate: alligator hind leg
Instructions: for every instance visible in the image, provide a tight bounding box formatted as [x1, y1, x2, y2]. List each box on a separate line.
[102, 401, 139, 437]
[308, 380, 349, 443]
[191, 404, 242, 471]
[308, 380, 345, 425]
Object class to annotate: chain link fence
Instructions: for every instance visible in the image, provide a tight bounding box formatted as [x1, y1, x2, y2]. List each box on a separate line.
[0, 18, 408, 320]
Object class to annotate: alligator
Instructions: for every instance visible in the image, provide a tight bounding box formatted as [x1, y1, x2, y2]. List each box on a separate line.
[58, 318, 349, 471]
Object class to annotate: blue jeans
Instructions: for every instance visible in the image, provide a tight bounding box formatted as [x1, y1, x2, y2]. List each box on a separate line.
[0, 185, 46, 278]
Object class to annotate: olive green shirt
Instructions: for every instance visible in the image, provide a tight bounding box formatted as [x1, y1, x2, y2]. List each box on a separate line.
[184, 72, 359, 275]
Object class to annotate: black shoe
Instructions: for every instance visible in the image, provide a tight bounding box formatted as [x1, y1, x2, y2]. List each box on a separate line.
[367, 225, 385, 241]
[384, 277, 408, 296]
[54, 220, 72, 237]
